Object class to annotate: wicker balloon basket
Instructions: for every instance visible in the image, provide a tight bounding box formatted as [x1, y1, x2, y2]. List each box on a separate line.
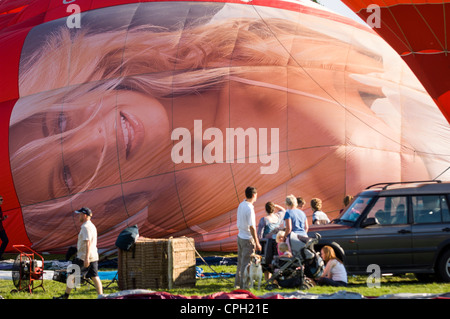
[118, 237, 196, 290]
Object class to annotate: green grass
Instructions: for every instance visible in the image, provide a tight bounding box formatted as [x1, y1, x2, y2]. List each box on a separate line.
[1, 252, 449, 299]
[0, 279, 108, 299]
[167, 266, 450, 298]
[1, 265, 449, 299]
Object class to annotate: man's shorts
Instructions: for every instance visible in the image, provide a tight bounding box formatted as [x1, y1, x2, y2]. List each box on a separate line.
[72, 258, 99, 279]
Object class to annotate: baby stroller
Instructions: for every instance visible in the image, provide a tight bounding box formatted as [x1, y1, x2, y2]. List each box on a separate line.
[260, 233, 324, 290]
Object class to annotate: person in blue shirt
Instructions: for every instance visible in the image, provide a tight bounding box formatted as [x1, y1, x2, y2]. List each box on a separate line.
[282, 194, 309, 243]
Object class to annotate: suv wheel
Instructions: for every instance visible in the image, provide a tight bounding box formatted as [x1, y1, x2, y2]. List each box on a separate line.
[436, 250, 450, 282]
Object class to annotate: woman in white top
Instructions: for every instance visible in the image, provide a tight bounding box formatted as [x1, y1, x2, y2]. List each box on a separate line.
[317, 245, 347, 287]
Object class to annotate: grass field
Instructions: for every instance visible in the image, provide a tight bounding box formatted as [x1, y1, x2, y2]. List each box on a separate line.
[1, 260, 450, 299]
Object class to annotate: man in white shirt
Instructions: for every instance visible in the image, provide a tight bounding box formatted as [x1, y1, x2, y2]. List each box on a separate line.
[235, 186, 262, 289]
[54, 207, 103, 299]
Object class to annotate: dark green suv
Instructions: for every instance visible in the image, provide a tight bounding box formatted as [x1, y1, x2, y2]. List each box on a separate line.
[309, 181, 450, 282]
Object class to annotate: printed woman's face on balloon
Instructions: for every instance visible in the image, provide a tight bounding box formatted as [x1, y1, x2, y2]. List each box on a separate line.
[7, 2, 438, 251]
[10, 90, 171, 204]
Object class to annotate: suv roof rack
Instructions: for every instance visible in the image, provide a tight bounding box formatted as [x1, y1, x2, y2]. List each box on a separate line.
[366, 180, 442, 190]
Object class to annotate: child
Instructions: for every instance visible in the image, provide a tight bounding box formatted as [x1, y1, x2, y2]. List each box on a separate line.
[277, 242, 292, 258]
[311, 198, 330, 225]
[275, 231, 288, 252]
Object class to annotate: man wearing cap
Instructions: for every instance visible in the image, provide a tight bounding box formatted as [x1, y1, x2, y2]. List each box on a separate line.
[54, 207, 103, 299]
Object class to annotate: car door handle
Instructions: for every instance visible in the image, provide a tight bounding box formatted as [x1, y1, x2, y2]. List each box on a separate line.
[442, 227, 450, 232]
[398, 229, 411, 234]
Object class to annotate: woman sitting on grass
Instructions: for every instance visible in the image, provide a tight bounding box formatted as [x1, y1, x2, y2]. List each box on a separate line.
[317, 245, 347, 287]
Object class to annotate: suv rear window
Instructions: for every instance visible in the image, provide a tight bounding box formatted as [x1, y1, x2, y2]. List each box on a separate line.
[412, 195, 450, 224]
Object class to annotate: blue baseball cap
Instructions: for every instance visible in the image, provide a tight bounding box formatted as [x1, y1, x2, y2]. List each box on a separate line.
[74, 207, 92, 216]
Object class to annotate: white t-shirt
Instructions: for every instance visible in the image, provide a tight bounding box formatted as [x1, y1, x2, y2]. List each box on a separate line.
[237, 200, 256, 240]
[77, 220, 99, 262]
[312, 210, 330, 223]
[324, 259, 347, 283]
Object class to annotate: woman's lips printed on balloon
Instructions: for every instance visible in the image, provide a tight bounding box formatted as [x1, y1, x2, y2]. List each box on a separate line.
[119, 111, 144, 160]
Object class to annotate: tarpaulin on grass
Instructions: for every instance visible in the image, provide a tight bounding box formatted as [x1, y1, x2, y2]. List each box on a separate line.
[196, 266, 235, 279]
[100, 289, 450, 299]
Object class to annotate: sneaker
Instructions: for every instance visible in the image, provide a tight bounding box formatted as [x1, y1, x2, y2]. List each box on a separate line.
[53, 294, 69, 299]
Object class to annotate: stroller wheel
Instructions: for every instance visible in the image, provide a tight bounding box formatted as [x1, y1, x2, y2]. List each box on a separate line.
[301, 277, 316, 290]
[266, 283, 278, 291]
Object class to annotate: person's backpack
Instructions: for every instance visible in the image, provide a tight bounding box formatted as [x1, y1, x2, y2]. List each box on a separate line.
[115, 225, 139, 251]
